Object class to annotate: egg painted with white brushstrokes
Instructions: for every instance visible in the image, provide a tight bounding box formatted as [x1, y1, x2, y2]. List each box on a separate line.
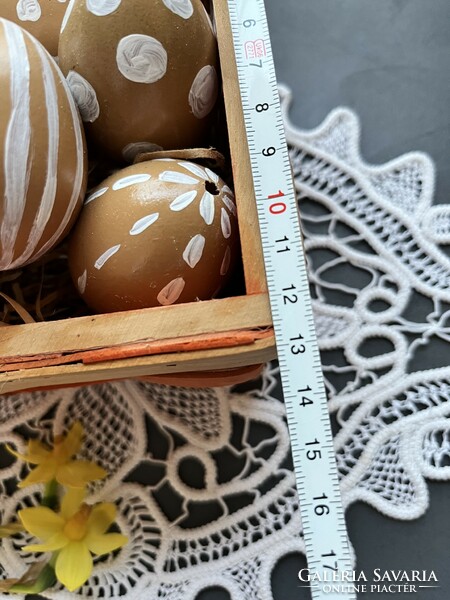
[0, 19, 87, 271]
[0, 0, 69, 55]
[68, 159, 239, 313]
[58, 0, 218, 162]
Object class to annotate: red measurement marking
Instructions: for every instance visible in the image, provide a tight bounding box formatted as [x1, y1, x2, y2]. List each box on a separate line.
[269, 202, 286, 215]
[244, 39, 267, 59]
[268, 190, 285, 200]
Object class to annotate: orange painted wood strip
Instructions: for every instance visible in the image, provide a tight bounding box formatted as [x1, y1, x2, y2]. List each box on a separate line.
[0, 328, 273, 373]
[81, 329, 272, 364]
[0, 337, 276, 395]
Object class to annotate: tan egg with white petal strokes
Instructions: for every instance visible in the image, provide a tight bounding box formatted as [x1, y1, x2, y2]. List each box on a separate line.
[0, 0, 69, 55]
[68, 159, 239, 313]
[58, 0, 218, 161]
[0, 19, 87, 271]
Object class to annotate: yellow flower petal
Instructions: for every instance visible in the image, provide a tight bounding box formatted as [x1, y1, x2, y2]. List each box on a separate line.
[0, 523, 24, 538]
[86, 532, 128, 556]
[5, 445, 34, 464]
[19, 507, 64, 541]
[86, 503, 116, 536]
[60, 487, 86, 520]
[23, 531, 68, 553]
[57, 460, 107, 487]
[6, 440, 50, 465]
[26, 439, 51, 464]
[57, 422, 83, 463]
[18, 461, 57, 488]
[55, 540, 93, 592]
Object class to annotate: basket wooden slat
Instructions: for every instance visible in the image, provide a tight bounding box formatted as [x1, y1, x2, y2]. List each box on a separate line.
[214, 0, 268, 295]
[0, 0, 277, 393]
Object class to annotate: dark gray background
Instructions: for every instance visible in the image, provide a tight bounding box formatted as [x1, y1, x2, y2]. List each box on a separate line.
[261, 1, 450, 599]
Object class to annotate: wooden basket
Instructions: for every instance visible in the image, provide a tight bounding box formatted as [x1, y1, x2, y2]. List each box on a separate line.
[0, 0, 277, 394]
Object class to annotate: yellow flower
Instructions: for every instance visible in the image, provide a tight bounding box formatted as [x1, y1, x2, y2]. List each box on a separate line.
[7, 422, 107, 488]
[0, 522, 24, 538]
[18, 488, 127, 592]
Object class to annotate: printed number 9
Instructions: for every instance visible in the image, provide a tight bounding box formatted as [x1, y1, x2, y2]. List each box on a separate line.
[243, 19, 256, 27]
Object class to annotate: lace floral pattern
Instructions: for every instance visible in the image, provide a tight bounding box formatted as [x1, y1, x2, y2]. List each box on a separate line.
[1, 86, 450, 598]
[279, 83, 450, 520]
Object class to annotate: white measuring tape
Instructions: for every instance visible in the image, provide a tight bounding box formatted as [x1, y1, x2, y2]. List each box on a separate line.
[226, 1, 355, 598]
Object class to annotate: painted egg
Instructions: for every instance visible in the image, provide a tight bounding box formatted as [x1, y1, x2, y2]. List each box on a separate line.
[0, 19, 87, 271]
[59, 0, 218, 162]
[0, 0, 69, 56]
[68, 159, 239, 313]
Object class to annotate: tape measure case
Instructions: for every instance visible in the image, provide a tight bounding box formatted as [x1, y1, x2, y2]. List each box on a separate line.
[0, 0, 277, 395]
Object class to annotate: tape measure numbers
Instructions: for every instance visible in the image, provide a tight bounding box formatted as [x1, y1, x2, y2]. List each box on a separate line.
[226, 1, 355, 598]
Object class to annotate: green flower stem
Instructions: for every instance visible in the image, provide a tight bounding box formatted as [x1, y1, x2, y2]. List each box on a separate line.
[41, 479, 58, 509]
[8, 564, 56, 595]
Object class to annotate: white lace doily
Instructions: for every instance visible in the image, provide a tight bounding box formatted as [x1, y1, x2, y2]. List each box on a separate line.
[1, 85, 450, 599]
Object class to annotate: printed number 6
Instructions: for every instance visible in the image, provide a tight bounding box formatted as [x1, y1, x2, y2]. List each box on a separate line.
[262, 147, 276, 157]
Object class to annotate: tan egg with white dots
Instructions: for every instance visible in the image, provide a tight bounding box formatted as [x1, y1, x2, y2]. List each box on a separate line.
[58, 0, 218, 161]
[68, 159, 239, 313]
[0, 0, 69, 55]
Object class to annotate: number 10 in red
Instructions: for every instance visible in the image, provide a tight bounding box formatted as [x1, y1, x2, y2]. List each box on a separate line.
[268, 190, 286, 215]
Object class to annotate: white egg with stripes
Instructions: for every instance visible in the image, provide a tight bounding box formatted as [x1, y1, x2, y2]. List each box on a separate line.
[68, 159, 238, 313]
[0, 18, 87, 271]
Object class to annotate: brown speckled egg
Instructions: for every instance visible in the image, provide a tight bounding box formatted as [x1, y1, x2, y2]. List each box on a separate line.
[0, 19, 87, 271]
[0, 0, 69, 56]
[58, 0, 218, 162]
[68, 159, 239, 312]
